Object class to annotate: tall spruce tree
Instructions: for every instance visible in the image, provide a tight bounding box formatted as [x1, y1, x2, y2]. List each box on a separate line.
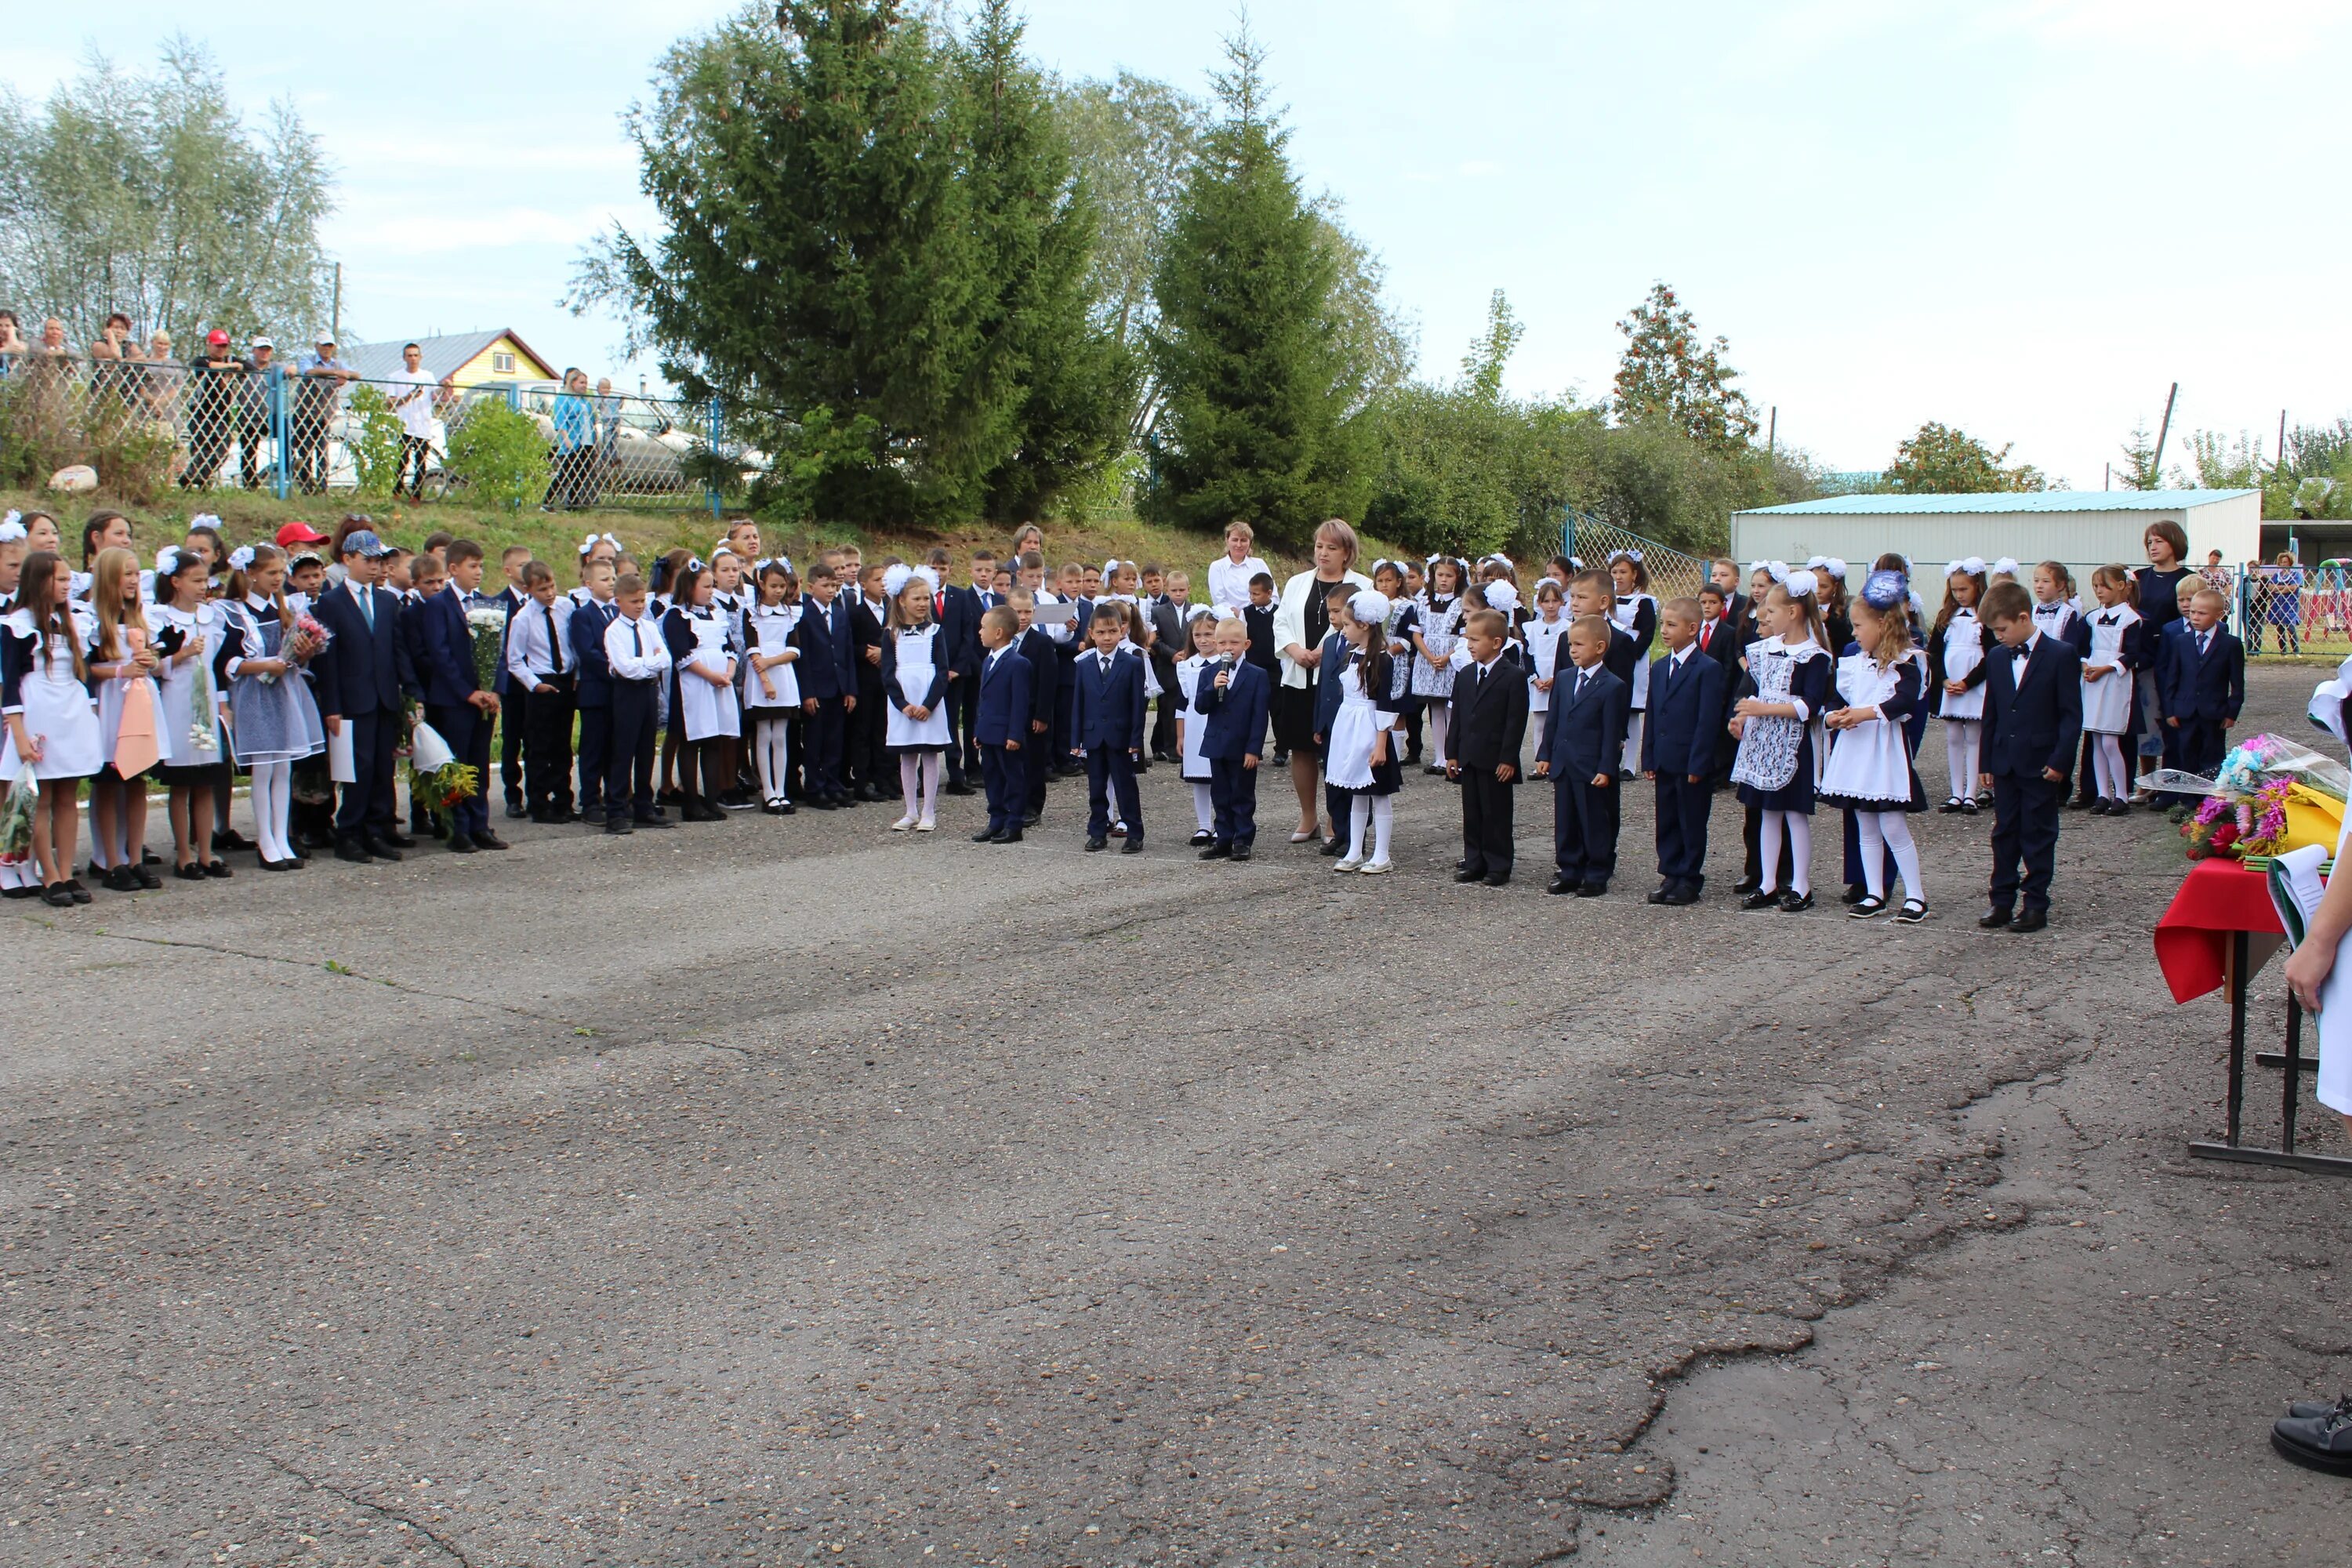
[956, 0, 1134, 521]
[1142, 26, 1367, 545]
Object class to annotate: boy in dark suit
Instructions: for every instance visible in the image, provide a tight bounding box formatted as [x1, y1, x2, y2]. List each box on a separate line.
[848, 562, 893, 800]
[1534, 615, 1630, 896]
[791, 559, 858, 809]
[2157, 585, 2246, 780]
[1978, 581, 2084, 934]
[1145, 565, 1184, 761]
[972, 605, 1033, 844]
[568, 557, 618, 824]
[1642, 597, 1727, 905]
[399, 556, 446, 840]
[506, 561, 578, 825]
[1007, 587, 1062, 826]
[1069, 604, 1149, 854]
[1446, 608, 1530, 887]
[601, 572, 675, 833]
[409, 540, 505, 853]
[1193, 615, 1271, 861]
[492, 543, 531, 818]
[310, 529, 417, 863]
[1570, 569, 1639, 690]
[939, 547, 988, 794]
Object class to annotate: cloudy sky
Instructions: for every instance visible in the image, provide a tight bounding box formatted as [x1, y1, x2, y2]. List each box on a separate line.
[9, 1, 2347, 482]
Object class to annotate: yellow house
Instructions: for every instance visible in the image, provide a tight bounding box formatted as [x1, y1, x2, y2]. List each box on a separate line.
[346, 329, 560, 390]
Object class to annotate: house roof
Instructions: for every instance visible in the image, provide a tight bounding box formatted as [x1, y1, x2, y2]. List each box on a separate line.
[345, 329, 557, 384]
[1737, 488, 2259, 517]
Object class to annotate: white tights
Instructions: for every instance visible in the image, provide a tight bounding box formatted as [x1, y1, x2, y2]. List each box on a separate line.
[1192, 782, 1215, 833]
[249, 760, 292, 863]
[1760, 808, 1813, 897]
[898, 752, 942, 823]
[1944, 719, 1982, 802]
[1854, 810, 1924, 904]
[2090, 734, 2129, 801]
[756, 717, 792, 804]
[1348, 793, 1394, 863]
[1426, 701, 1450, 765]
[1621, 713, 1646, 777]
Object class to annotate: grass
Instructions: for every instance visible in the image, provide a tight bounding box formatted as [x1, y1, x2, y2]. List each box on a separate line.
[5, 486, 1392, 585]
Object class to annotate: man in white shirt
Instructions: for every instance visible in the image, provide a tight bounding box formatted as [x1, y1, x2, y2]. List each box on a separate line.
[384, 342, 445, 500]
[1207, 521, 1273, 612]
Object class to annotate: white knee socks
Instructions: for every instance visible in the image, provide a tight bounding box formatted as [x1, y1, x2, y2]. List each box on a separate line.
[1621, 713, 1646, 776]
[1427, 702, 1450, 764]
[900, 753, 921, 818]
[250, 760, 291, 863]
[2094, 735, 2127, 801]
[757, 717, 791, 804]
[1857, 811, 1924, 903]
[1347, 793, 1396, 862]
[1192, 782, 1215, 833]
[1762, 808, 1813, 897]
[920, 753, 941, 822]
[1944, 720, 1981, 801]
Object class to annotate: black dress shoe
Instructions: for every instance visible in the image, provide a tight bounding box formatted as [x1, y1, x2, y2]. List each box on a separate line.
[1578, 882, 1607, 898]
[1739, 889, 1780, 911]
[1023, 812, 1042, 828]
[1189, 830, 1216, 847]
[380, 831, 416, 849]
[1733, 876, 1762, 896]
[1455, 868, 1488, 884]
[2, 884, 38, 898]
[1199, 842, 1231, 860]
[998, 828, 1024, 843]
[2271, 1406, 2352, 1475]
[1977, 908, 2013, 929]
[102, 865, 139, 892]
[66, 879, 91, 904]
[41, 883, 74, 907]
[505, 801, 528, 819]
[174, 862, 206, 881]
[809, 796, 837, 811]
[973, 827, 1002, 843]
[1229, 843, 1251, 861]
[1319, 837, 1347, 857]
[141, 847, 162, 866]
[256, 855, 293, 871]
[775, 801, 796, 815]
[473, 830, 510, 851]
[582, 805, 607, 826]
[2010, 908, 2048, 933]
[1779, 891, 1814, 913]
[1121, 837, 1143, 855]
[212, 829, 256, 853]
[605, 818, 634, 835]
[1839, 882, 1868, 906]
[1661, 885, 1699, 906]
[335, 840, 376, 864]
[1085, 836, 1109, 851]
[133, 864, 162, 890]
[632, 816, 673, 830]
[364, 839, 405, 862]
[1483, 872, 1510, 887]
[2288, 1395, 2352, 1421]
[945, 781, 975, 797]
[446, 832, 478, 853]
[1548, 875, 1577, 895]
[1647, 883, 1675, 905]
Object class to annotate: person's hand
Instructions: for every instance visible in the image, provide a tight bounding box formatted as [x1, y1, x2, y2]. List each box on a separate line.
[1130, 747, 1142, 761]
[2167, 715, 2180, 728]
[2286, 936, 2336, 1013]
[908, 704, 929, 722]
[1243, 753, 1259, 771]
[1979, 771, 1994, 789]
[133, 648, 158, 673]
[2224, 717, 2237, 728]
[1728, 717, 1745, 739]
[1643, 768, 1657, 780]
[470, 691, 497, 713]
[19, 732, 42, 764]
[2084, 665, 2108, 683]
[325, 713, 343, 736]
[1733, 697, 1766, 718]
[1496, 762, 1515, 784]
[1312, 733, 1324, 747]
[864, 645, 880, 665]
[1592, 771, 1610, 788]
[1031, 718, 1047, 734]
[759, 673, 777, 700]
[2042, 766, 2064, 782]
[1006, 739, 1021, 752]
[802, 698, 818, 715]
[1446, 758, 1461, 779]
[534, 681, 556, 695]
[844, 695, 857, 713]
[1535, 676, 1554, 691]
[1213, 669, 1230, 689]
[1069, 746, 1083, 758]
[1688, 772, 1704, 785]
[1531, 759, 1550, 779]
[1370, 735, 1387, 768]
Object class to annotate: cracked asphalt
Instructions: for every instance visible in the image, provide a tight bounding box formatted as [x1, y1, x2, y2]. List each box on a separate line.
[2, 666, 2345, 1566]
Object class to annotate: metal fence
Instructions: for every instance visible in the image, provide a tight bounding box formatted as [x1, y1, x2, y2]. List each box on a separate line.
[0, 350, 737, 511]
[2212, 564, 2352, 657]
[1565, 510, 1710, 603]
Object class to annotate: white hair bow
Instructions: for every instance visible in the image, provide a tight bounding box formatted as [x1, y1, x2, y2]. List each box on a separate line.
[578, 531, 619, 557]
[881, 563, 914, 600]
[910, 564, 940, 593]
[1348, 589, 1391, 626]
[188, 513, 222, 532]
[1823, 557, 1848, 579]
[1185, 603, 1215, 622]
[686, 556, 706, 574]
[1484, 581, 1521, 615]
[1784, 568, 1820, 599]
[0, 514, 23, 545]
[1945, 557, 1987, 578]
[1991, 557, 2020, 577]
[227, 546, 256, 573]
[1610, 548, 1643, 565]
[1767, 561, 1790, 583]
[154, 546, 182, 576]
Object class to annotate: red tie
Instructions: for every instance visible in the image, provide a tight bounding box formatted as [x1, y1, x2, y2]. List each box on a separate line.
[1700, 622, 1712, 651]
[935, 591, 946, 620]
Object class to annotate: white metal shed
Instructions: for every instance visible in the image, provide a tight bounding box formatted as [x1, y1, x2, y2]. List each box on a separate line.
[1729, 489, 2263, 582]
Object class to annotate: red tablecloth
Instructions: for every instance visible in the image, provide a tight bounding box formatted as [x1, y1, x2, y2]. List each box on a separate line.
[2154, 859, 2286, 1004]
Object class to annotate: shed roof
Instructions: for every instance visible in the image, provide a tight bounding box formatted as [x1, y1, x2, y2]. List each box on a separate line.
[345, 329, 554, 384]
[1739, 489, 2257, 517]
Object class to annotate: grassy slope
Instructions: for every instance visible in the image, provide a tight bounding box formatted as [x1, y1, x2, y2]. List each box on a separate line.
[6, 488, 1404, 585]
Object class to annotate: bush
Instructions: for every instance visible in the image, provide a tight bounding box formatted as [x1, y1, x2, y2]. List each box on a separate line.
[0, 365, 179, 505]
[445, 397, 550, 512]
[343, 385, 407, 500]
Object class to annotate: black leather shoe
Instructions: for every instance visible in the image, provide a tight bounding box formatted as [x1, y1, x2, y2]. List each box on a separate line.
[1121, 837, 1143, 855]
[2288, 1394, 2352, 1421]
[2011, 908, 2048, 933]
[633, 816, 673, 830]
[1085, 836, 1108, 852]
[973, 828, 1001, 843]
[1647, 883, 1675, 905]
[1229, 843, 1251, 861]
[1578, 882, 1607, 898]
[1199, 842, 1231, 860]
[1977, 908, 2013, 929]
[446, 833, 477, 853]
[945, 781, 975, 796]
[605, 819, 634, 835]
[212, 829, 256, 853]
[1548, 875, 1576, 895]
[998, 828, 1024, 844]
[473, 830, 510, 851]
[1455, 868, 1487, 884]
[808, 796, 837, 810]
[380, 831, 417, 849]
[1739, 890, 1780, 911]
[2271, 1406, 2352, 1475]
[1840, 882, 1868, 906]
[1189, 830, 1216, 847]
[142, 847, 162, 866]
[505, 801, 527, 819]
[1319, 837, 1347, 857]
[364, 839, 405, 862]
[1661, 884, 1699, 906]
[334, 840, 375, 864]
[1779, 891, 1814, 913]
[1733, 876, 1761, 896]
[1483, 872, 1510, 887]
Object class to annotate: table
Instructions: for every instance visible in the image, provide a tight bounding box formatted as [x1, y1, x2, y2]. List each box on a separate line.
[2153, 858, 2352, 1176]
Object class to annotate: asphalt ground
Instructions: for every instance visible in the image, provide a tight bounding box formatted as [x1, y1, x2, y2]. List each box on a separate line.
[2, 665, 2344, 1567]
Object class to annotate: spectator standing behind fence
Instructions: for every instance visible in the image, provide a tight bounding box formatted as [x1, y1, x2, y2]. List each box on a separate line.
[545, 368, 593, 511]
[237, 337, 277, 489]
[88, 312, 140, 407]
[385, 343, 445, 501]
[594, 378, 622, 497]
[2258, 552, 2303, 656]
[0, 311, 24, 358]
[180, 331, 245, 491]
[292, 333, 355, 495]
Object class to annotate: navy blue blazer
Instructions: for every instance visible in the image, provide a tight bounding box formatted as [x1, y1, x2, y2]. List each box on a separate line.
[1192, 656, 1271, 761]
[490, 584, 523, 696]
[1014, 626, 1059, 731]
[1982, 634, 2084, 780]
[569, 597, 616, 708]
[2156, 622, 2245, 724]
[311, 580, 411, 719]
[1539, 662, 1631, 780]
[1069, 646, 1148, 753]
[974, 647, 1033, 746]
[1640, 648, 1726, 778]
[408, 586, 481, 710]
[1311, 630, 1350, 740]
[790, 593, 858, 701]
[941, 584, 983, 677]
[880, 627, 951, 716]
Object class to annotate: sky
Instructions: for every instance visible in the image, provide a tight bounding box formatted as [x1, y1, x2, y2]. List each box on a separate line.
[9, 0, 2348, 484]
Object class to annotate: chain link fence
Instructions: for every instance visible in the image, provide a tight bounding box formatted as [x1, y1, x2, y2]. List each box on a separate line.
[0, 350, 739, 511]
[1566, 510, 1711, 603]
[2211, 564, 2352, 657]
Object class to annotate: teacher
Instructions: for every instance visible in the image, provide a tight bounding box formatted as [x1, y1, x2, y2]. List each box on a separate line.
[1272, 517, 1373, 844]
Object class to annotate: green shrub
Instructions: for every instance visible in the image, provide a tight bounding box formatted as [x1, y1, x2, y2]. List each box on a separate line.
[343, 385, 407, 499]
[445, 397, 550, 512]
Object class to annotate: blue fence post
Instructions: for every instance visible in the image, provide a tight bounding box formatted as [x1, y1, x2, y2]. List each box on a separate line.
[707, 398, 724, 520]
[269, 365, 290, 499]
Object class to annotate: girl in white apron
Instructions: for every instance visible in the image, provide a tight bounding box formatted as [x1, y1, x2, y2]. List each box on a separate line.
[743, 561, 803, 813]
[880, 566, 952, 832]
[85, 547, 166, 892]
[1324, 591, 1405, 874]
[1412, 558, 1468, 772]
[661, 560, 739, 822]
[216, 545, 328, 871]
[1176, 604, 1218, 843]
[2, 550, 101, 905]
[2079, 565, 2145, 814]
[1730, 575, 1833, 913]
[150, 546, 231, 880]
[1525, 580, 1570, 727]
[1820, 571, 1932, 922]
[1609, 551, 1657, 775]
[1926, 559, 1993, 813]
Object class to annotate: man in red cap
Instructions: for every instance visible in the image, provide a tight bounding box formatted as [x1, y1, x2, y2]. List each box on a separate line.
[274, 521, 330, 550]
[180, 331, 246, 490]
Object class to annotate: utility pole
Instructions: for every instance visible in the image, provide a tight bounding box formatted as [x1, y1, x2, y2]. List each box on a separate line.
[1766, 405, 1777, 459]
[331, 262, 342, 346]
[2278, 408, 2289, 474]
[2150, 380, 2178, 485]
[2104, 462, 2111, 491]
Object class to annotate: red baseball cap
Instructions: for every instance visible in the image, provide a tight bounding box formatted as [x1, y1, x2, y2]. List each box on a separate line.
[274, 521, 331, 547]
[206, 329, 230, 347]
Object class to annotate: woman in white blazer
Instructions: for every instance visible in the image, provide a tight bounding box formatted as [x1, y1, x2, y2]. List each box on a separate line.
[1272, 517, 1374, 844]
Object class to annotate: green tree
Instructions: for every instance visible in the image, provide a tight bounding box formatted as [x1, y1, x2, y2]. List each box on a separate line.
[1883, 422, 2045, 494]
[1612, 282, 1757, 450]
[343, 384, 407, 500]
[1461, 289, 1523, 403]
[2114, 420, 2163, 491]
[445, 398, 551, 512]
[1142, 25, 1369, 545]
[0, 38, 332, 346]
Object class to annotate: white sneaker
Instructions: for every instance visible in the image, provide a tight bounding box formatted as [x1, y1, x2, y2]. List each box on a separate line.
[1334, 855, 1364, 873]
[1359, 858, 1396, 875]
[891, 815, 916, 832]
[915, 818, 935, 833]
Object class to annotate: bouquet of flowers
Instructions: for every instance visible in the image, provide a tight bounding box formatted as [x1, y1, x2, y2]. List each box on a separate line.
[0, 759, 35, 862]
[404, 718, 480, 829]
[2158, 732, 2348, 864]
[466, 606, 508, 692]
[260, 613, 332, 686]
